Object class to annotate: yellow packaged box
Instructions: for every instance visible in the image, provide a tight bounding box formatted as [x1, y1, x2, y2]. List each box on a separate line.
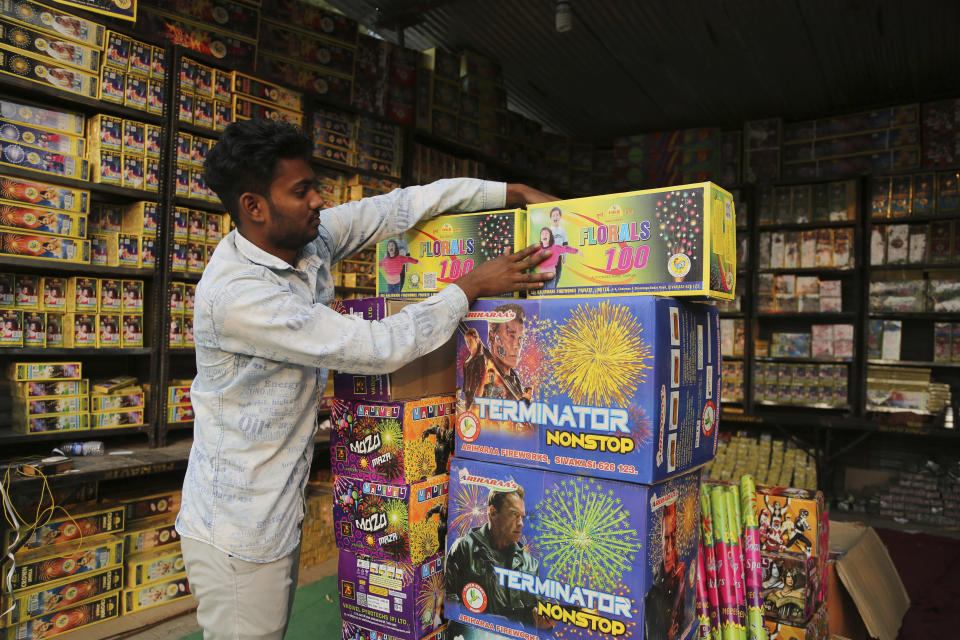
[122, 314, 143, 348]
[167, 403, 195, 423]
[0, 201, 86, 238]
[0, 308, 22, 346]
[11, 361, 81, 381]
[0, 47, 99, 99]
[66, 276, 98, 312]
[122, 201, 158, 236]
[63, 313, 96, 348]
[14, 273, 38, 309]
[0, 231, 89, 263]
[40, 277, 66, 311]
[121, 490, 181, 523]
[16, 411, 88, 434]
[13, 394, 88, 419]
[41, 312, 61, 346]
[92, 408, 144, 429]
[22, 311, 44, 346]
[90, 232, 140, 267]
[122, 515, 180, 555]
[86, 114, 122, 152]
[16, 378, 87, 398]
[9, 534, 123, 592]
[98, 279, 122, 313]
[5, 591, 120, 639]
[526, 182, 737, 299]
[6, 505, 124, 553]
[122, 154, 145, 191]
[376, 209, 526, 297]
[97, 313, 121, 347]
[126, 546, 184, 588]
[2, 566, 123, 626]
[90, 149, 122, 185]
[122, 575, 191, 614]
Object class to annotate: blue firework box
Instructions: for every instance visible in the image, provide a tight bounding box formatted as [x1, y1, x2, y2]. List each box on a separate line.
[454, 296, 720, 484]
[444, 458, 702, 640]
[338, 549, 445, 640]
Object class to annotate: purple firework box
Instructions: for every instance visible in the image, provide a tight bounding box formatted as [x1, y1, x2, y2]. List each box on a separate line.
[454, 296, 720, 484]
[338, 549, 445, 640]
[444, 458, 702, 640]
[342, 623, 446, 640]
[334, 474, 449, 565]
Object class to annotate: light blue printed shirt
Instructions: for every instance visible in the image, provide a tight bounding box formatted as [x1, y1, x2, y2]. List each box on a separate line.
[176, 178, 507, 562]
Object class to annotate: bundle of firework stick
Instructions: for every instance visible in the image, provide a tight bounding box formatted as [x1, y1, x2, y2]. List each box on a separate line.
[696, 476, 766, 640]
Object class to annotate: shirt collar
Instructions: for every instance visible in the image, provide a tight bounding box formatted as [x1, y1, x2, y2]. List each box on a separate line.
[232, 230, 321, 273]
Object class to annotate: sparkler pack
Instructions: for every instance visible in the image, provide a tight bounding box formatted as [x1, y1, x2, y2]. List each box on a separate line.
[331, 395, 457, 485]
[338, 550, 445, 640]
[444, 458, 703, 640]
[376, 209, 526, 298]
[454, 296, 720, 484]
[334, 473, 450, 566]
[526, 183, 736, 299]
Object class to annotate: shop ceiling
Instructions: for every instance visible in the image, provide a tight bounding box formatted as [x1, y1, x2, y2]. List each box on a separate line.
[322, 0, 960, 142]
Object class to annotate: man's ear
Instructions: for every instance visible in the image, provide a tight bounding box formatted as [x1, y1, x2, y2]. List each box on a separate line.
[239, 192, 267, 224]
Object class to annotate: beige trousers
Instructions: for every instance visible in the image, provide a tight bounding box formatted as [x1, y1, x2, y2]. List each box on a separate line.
[180, 537, 301, 640]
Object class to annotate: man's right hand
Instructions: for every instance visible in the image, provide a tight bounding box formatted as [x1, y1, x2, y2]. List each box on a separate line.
[454, 244, 553, 303]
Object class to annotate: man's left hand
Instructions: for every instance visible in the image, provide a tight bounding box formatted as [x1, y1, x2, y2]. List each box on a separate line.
[506, 183, 559, 206]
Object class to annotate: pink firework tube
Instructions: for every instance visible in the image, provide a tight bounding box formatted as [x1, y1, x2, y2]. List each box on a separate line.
[710, 485, 739, 640]
[696, 544, 712, 640]
[700, 491, 721, 639]
[724, 488, 747, 640]
[739, 475, 767, 640]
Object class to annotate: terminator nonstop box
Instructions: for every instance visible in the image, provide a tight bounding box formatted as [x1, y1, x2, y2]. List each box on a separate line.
[333, 474, 449, 565]
[338, 550, 445, 640]
[2, 566, 123, 626]
[444, 458, 702, 640]
[454, 297, 720, 484]
[376, 209, 525, 298]
[333, 297, 456, 402]
[526, 183, 736, 298]
[331, 395, 456, 485]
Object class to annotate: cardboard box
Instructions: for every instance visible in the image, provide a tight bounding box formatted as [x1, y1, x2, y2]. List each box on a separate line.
[2, 566, 123, 626]
[21, 310, 43, 346]
[14, 273, 38, 309]
[0, 120, 85, 156]
[338, 550, 445, 640]
[454, 297, 720, 484]
[126, 547, 185, 588]
[0, 174, 88, 213]
[444, 458, 702, 640]
[8, 505, 124, 552]
[103, 31, 130, 70]
[17, 411, 87, 434]
[331, 395, 456, 485]
[65, 277, 97, 312]
[91, 149, 122, 185]
[11, 361, 81, 381]
[232, 94, 303, 126]
[150, 46, 166, 80]
[128, 40, 151, 77]
[122, 575, 191, 614]
[99, 66, 125, 104]
[0, 18, 102, 72]
[122, 201, 158, 236]
[145, 157, 160, 192]
[332, 297, 457, 402]
[121, 314, 143, 348]
[0, 47, 98, 99]
[0, 202, 85, 238]
[16, 379, 87, 398]
[10, 535, 124, 592]
[168, 384, 192, 406]
[62, 313, 95, 348]
[0, 0, 105, 49]
[167, 403, 195, 422]
[6, 591, 120, 639]
[0, 99, 82, 135]
[526, 183, 736, 299]
[92, 408, 144, 429]
[233, 70, 303, 112]
[756, 485, 825, 558]
[124, 74, 148, 111]
[91, 391, 144, 412]
[122, 515, 180, 555]
[122, 490, 181, 523]
[122, 154, 145, 191]
[121, 120, 145, 155]
[97, 279, 121, 313]
[376, 210, 525, 298]
[333, 474, 449, 565]
[13, 394, 87, 419]
[764, 603, 828, 640]
[0, 140, 87, 180]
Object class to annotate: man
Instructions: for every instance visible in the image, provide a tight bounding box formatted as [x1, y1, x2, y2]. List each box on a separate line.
[421, 417, 454, 475]
[175, 119, 555, 640]
[485, 302, 527, 401]
[645, 502, 688, 640]
[446, 488, 552, 629]
[460, 327, 486, 410]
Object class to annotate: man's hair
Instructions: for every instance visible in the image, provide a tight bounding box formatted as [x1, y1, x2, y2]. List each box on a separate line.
[203, 119, 312, 223]
[488, 487, 525, 511]
[489, 303, 526, 337]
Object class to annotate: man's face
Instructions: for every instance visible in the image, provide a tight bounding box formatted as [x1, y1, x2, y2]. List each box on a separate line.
[489, 492, 525, 548]
[663, 508, 678, 574]
[490, 319, 524, 370]
[261, 157, 324, 251]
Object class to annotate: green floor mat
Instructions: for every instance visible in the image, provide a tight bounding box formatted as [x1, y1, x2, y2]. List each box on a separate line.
[179, 574, 341, 640]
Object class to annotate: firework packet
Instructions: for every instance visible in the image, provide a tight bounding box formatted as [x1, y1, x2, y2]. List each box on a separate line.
[7, 592, 120, 640]
[762, 603, 828, 640]
[2, 566, 123, 626]
[9, 534, 123, 592]
[454, 296, 720, 484]
[331, 395, 456, 485]
[760, 552, 818, 625]
[334, 474, 449, 565]
[444, 458, 702, 640]
[343, 622, 446, 640]
[338, 550, 445, 640]
[333, 297, 457, 402]
[125, 546, 185, 588]
[753, 485, 825, 558]
[122, 575, 191, 614]
[0, 174, 88, 212]
[526, 183, 736, 299]
[6, 504, 123, 552]
[376, 209, 526, 298]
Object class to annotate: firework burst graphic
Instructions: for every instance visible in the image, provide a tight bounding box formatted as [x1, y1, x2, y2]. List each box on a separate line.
[384, 499, 408, 533]
[404, 437, 433, 481]
[409, 520, 440, 562]
[378, 419, 403, 452]
[416, 571, 446, 625]
[627, 404, 654, 448]
[475, 213, 516, 261]
[548, 302, 653, 408]
[450, 482, 488, 538]
[532, 477, 641, 591]
[675, 476, 701, 559]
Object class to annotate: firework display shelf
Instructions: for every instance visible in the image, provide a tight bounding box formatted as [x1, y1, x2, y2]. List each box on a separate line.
[0, 164, 159, 200]
[0, 347, 152, 356]
[0, 71, 165, 126]
[870, 213, 960, 225]
[756, 312, 856, 320]
[0, 256, 155, 278]
[758, 266, 857, 274]
[718, 311, 746, 318]
[868, 312, 960, 320]
[757, 401, 852, 410]
[178, 121, 221, 139]
[869, 262, 960, 271]
[0, 424, 151, 447]
[867, 359, 960, 369]
[754, 356, 853, 364]
[174, 196, 225, 212]
[826, 417, 960, 439]
[173, 271, 202, 282]
[757, 219, 857, 231]
[411, 130, 546, 185]
[311, 157, 400, 182]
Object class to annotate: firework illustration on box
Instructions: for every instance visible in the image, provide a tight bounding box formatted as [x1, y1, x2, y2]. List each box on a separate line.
[755, 486, 824, 558]
[526, 184, 735, 298]
[444, 458, 702, 640]
[331, 395, 456, 485]
[9, 592, 119, 640]
[454, 297, 720, 484]
[377, 209, 526, 297]
[342, 622, 446, 640]
[334, 474, 450, 565]
[339, 550, 445, 640]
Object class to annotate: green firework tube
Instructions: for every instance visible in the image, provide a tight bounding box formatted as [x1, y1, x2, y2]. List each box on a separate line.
[724, 488, 748, 640]
[739, 475, 767, 640]
[710, 486, 739, 640]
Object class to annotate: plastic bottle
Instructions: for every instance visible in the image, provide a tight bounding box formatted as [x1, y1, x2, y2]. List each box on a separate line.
[60, 441, 105, 456]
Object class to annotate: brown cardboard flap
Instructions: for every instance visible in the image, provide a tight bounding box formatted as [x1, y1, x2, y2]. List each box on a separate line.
[385, 299, 456, 399]
[830, 521, 910, 640]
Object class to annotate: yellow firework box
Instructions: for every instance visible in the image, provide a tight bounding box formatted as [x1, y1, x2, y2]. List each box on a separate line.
[376, 209, 526, 298]
[125, 546, 185, 588]
[2, 566, 123, 626]
[122, 575, 191, 614]
[9, 534, 123, 593]
[121, 515, 180, 555]
[4, 591, 120, 640]
[526, 182, 736, 299]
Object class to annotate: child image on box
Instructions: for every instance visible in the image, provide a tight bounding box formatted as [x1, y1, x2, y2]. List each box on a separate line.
[536, 224, 581, 289]
[174, 119, 557, 639]
[380, 238, 418, 294]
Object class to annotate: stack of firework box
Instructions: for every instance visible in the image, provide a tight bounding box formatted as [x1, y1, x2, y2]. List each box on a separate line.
[167, 282, 196, 348]
[176, 57, 234, 133]
[170, 206, 230, 275]
[313, 107, 404, 179]
[166, 379, 194, 424]
[87, 113, 160, 192]
[98, 30, 166, 117]
[0, 99, 87, 182]
[698, 478, 830, 640]
[0, 485, 187, 638]
[334, 182, 733, 640]
[88, 201, 158, 269]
